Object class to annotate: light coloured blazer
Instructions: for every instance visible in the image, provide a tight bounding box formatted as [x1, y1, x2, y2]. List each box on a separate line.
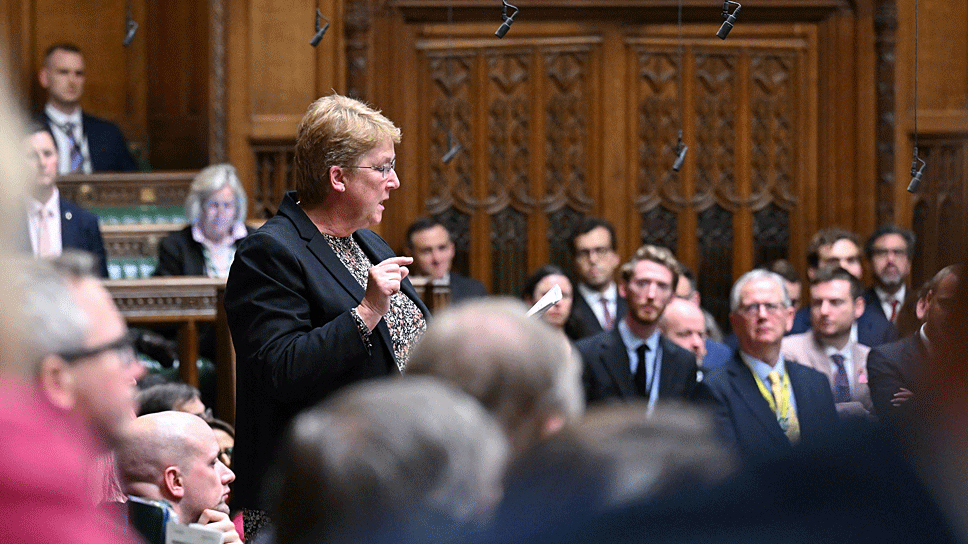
[781, 331, 872, 417]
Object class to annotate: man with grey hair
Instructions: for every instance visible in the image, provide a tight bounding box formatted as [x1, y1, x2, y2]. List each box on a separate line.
[267, 376, 509, 544]
[25, 250, 144, 448]
[406, 298, 583, 458]
[697, 269, 837, 463]
[115, 411, 240, 542]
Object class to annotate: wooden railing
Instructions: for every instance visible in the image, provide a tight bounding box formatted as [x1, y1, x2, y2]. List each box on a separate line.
[104, 277, 236, 425]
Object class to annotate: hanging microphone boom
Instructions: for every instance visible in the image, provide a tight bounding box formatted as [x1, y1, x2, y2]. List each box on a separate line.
[907, 152, 926, 193]
[672, 130, 688, 172]
[717, 1, 742, 39]
[310, 9, 330, 47]
[495, 0, 519, 38]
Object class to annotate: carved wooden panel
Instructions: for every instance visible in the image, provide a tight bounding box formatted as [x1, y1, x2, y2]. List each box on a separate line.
[416, 34, 600, 295]
[630, 28, 810, 327]
[251, 142, 296, 219]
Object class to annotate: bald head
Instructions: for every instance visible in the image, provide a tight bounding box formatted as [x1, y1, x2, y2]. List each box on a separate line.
[659, 298, 707, 365]
[116, 411, 234, 523]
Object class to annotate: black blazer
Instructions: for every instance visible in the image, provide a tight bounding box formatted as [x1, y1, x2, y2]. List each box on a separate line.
[577, 327, 698, 405]
[224, 191, 431, 510]
[866, 334, 926, 426]
[449, 272, 489, 304]
[572, 289, 627, 339]
[696, 352, 838, 462]
[36, 111, 137, 172]
[60, 199, 109, 278]
[153, 225, 256, 277]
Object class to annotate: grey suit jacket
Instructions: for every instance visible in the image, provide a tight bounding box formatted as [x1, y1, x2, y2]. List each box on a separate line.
[781, 331, 872, 417]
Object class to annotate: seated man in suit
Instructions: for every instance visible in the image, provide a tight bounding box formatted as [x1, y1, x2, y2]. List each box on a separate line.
[578, 245, 697, 408]
[697, 269, 837, 462]
[36, 43, 136, 173]
[789, 227, 897, 347]
[864, 224, 916, 325]
[23, 122, 108, 276]
[115, 411, 240, 542]
[569, 217, 626, 339]
[781, 267, 871, 417]
[659, 297, 730, 379]
[405, 217, 488, 304]
[868, 264, 962, 428]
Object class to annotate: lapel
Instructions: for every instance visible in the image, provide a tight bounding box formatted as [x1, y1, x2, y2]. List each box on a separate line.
[599, 328, 635, 398]
[573, 292, 605, 335]
[59, 200, 78, 247]
[726, 353, 788, 445]
[656, 336, 676, 396]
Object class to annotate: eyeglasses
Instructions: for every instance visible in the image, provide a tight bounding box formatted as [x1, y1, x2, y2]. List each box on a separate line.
[870, 247, 908, 258]
[343, 158, 396, 180]
[737, 302, 787, 316]
[58, 330, 138, 364]
[575, 246, 613, 261]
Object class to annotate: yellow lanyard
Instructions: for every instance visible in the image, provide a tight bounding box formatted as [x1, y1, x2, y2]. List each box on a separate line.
[748, 365, 792, 422]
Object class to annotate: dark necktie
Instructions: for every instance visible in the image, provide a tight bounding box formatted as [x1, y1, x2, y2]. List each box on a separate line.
[600, 295, 614, 330]
[831, 353, 851, 403]
[635, 343, 650, 396]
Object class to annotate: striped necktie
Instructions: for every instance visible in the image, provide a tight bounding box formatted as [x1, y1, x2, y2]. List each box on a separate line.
[64, 122, 83, 173]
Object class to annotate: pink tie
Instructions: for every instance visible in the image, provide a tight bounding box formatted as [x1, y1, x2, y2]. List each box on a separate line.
[37, 209, 53, 258]
[600, 295, 614, 330]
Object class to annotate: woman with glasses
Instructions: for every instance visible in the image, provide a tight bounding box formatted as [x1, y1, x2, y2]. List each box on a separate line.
[154, 163, 254, 278]
[223, 93, 429, 539]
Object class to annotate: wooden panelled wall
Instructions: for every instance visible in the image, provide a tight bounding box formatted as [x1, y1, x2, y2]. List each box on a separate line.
[5, 0, 968, 323]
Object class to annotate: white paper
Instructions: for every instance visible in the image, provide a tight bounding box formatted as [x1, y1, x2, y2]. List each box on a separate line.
[527, 283, 562, 317]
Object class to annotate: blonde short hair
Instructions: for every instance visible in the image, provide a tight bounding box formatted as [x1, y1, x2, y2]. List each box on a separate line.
[294, 93, 401, 207]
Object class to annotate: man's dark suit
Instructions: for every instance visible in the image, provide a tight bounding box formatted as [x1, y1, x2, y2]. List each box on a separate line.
[449, 272, 489, 304]
[696, 352, 838, 462]
[572, 288, 627, 339]
[577, 328, 697, 404]
[36, 111, 136, 172]
[224, 191, 430, 510]
[60, 199, 109, 278]
[789, 304, 897, 347]
[866, 334, 926, 426]
[152, 225, 256, 277]
[862, 286, 914, 323]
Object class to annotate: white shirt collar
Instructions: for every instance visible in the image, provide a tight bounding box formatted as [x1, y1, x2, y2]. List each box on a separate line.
[45, 104, 82, 129]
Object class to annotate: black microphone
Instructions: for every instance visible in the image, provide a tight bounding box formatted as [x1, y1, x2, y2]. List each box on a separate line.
[672, 131, 688, 172]
[717, 1, 741, 40]
[495, 1, 519, 38]
[310, 9, 330, 47]
[123, 18, 138, 46]
[907, 154, 926, 193]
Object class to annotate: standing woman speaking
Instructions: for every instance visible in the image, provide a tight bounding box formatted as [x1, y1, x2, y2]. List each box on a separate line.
[224, 93, 429, 534]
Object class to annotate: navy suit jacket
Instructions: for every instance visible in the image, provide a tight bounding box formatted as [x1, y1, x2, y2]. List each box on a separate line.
[696, 351, 838, 462]
[59, 199, 109, 278]
[152, 225, 256, 277]
[577, 327, 698, 405]
[449, 272, 489, 304]
[790, 304, 898, 347]
[866, 333, 926, 426]
[36, 111, 136, 172]
[572, 288, 627, 339]
[224, 191, 431, 510]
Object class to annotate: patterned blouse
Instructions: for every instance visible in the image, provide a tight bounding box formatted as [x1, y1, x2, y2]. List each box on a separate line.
[323, 233, 427, 370]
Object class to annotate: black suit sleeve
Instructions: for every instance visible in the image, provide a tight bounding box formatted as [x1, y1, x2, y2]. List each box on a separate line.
[224, 231, 374, 404]
[153, 232, 188, 276]
[866, 343, 909, 422]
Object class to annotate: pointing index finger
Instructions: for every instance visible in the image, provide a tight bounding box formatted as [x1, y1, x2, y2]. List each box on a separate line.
[380, 256, 414, 267]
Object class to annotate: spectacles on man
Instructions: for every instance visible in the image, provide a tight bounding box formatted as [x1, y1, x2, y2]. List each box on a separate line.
[58, 330, 138, 365]
[575, 246, 613, 261]
[343, 158, 396, 180]
[737, 302, 787, 316]
[870, 247, 908, 258]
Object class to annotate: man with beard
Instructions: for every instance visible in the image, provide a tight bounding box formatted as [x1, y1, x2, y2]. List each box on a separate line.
[864, 224, 915, 325]
[781, 267, 872, 417]
[578, 245, 697, 407]
[115, 411, 240, 542]
[569, 218, 626, 338]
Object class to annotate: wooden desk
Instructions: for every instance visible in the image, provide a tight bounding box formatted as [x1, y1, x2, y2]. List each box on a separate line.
[104, 277, 236, 425]
[58, 171, 197, 208]
[408, 276, 451, 314]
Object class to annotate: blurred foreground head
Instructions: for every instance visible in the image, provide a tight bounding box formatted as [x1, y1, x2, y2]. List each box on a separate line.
[406, 297, 585, 456]
[269, 376, 509, 544]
